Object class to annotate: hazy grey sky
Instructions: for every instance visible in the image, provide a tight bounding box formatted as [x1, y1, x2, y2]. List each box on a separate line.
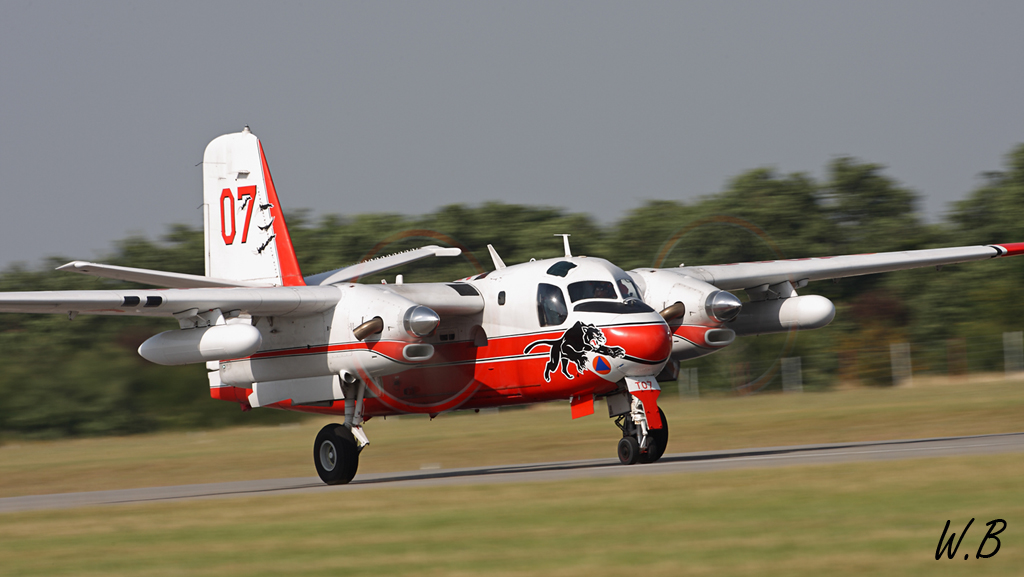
[2, 1, 1023, 270]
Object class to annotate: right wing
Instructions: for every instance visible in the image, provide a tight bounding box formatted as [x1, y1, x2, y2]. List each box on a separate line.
[664, 243, 1024, 291]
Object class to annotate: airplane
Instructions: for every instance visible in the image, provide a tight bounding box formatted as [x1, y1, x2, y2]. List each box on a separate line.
[2, 127, 1022, 485]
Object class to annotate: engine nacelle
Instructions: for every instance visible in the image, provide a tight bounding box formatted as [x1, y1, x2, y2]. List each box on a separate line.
[218, 285, 441, 386]
[730, 295, 835, 336]
[139, 324, 262, 366]
[629, 269, 741, 325]
[336, 284, 441, 342]
[629, 269, 742, 360]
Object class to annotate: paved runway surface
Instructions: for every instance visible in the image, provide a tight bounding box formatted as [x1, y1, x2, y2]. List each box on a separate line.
[2, 432, 1021, 513]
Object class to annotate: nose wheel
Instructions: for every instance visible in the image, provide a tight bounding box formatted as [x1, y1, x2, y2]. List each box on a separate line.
[617, 436, 641, 464]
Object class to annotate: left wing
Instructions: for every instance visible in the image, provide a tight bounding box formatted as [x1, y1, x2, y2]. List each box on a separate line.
[657, 243, 1024, 291]
[0, 286, 340, 318]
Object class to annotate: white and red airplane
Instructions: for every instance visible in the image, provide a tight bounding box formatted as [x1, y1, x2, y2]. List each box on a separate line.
[2, 128, 1022, 484]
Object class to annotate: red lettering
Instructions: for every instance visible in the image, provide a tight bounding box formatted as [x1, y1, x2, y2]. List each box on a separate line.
[220, 188, 235, 245]
[237, 185, 256, 243]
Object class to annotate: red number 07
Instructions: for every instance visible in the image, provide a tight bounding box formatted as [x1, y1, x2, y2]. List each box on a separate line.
[220, 185, 257, 245]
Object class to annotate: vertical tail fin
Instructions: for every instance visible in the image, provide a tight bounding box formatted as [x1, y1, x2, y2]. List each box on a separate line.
[202, 127, 305, 286]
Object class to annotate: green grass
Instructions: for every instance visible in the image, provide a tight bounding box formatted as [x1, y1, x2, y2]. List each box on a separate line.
[1, 377, 1022, 498]
[0, 454, 1020, 576]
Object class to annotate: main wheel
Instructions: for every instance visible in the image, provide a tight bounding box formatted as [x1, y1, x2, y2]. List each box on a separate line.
[313, 424, 359, 485]
[617, 436, 641, 465]
[639, 408, 669, 464]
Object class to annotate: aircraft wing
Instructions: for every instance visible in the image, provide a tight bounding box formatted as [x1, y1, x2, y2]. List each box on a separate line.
[0, 286, 340, 317]
[55, 261, 269, 288]
[658, 243, 1024, 291]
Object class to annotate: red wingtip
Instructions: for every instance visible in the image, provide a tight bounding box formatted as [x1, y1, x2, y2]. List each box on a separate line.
[993, 243, 1024, 257]
[258, 141, 306, 286]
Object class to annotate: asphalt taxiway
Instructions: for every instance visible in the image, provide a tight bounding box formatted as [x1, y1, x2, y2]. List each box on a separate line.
[2, 432, 1021, 513]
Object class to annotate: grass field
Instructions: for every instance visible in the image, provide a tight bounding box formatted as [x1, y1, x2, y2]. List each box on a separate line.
[1, 377, 1021, 498]
[0, 378, 1021, 575]
[0, 454, 1019, 576]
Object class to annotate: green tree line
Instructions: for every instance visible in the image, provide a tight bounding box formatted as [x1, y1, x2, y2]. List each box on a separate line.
[2, 144, 1022, 439]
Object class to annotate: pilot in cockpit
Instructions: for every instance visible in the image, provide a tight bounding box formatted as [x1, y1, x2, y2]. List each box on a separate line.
[594, 283, 616, 299]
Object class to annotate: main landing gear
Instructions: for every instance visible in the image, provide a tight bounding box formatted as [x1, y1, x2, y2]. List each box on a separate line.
[314, 424, 360, 485]
[612, 393, 668, 465]
[313, 376, 370, 485]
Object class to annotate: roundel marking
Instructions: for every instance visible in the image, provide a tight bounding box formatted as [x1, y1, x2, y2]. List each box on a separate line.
[592, 356, 612, 375]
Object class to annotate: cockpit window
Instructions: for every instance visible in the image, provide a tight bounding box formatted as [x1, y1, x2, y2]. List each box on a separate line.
[568, 280, 617, 302]
[615, 275, 642, 300]
[536, 283, 568, 327]
[546, 261, 577, 277]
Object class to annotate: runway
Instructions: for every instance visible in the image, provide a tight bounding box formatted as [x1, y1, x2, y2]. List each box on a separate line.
[2, 432, 1021, 514]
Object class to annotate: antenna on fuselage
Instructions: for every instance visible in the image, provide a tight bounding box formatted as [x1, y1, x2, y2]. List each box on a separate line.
[555, 234, 571, 257]
[487, 244, 506, 270]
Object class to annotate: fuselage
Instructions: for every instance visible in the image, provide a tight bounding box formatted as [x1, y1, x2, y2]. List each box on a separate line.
[214, 256, 673, 417]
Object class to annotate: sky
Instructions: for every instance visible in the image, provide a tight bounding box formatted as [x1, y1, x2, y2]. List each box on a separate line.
[2, 1, 1023, 270]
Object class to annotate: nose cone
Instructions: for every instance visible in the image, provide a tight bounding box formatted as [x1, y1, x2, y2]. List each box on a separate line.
[403, 305, 440, 337]
[602, 320, 673, 377]
[706, 291, 742, 322]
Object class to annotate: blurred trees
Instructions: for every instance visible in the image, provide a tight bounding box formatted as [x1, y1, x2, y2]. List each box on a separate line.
[1, 144, 1023, 438]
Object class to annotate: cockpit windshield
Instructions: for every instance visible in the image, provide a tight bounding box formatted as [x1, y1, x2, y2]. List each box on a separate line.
[567, 280, 617, 302]
[615, 274, 642, 300]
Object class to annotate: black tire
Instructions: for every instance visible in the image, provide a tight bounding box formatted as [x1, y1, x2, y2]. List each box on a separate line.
[313, 423, 359, 485]
[617, 436, 641, 465]
[639, 408, 669, 464]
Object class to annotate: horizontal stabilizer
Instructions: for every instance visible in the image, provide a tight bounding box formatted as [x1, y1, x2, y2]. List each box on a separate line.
[57, 261, 269, 288]
[305, 245, 462, 285]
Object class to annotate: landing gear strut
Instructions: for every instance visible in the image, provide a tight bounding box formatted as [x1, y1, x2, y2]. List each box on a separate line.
[639, 408, 668, 464]
[313, 376, 370, 485]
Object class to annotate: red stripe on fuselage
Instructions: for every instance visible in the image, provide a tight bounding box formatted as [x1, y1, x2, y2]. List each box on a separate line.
[242, 321, 668, 366]
[220, 321, 669, 416]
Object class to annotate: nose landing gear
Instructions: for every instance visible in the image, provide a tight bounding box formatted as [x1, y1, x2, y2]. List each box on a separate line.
[611, 389, 669, 465]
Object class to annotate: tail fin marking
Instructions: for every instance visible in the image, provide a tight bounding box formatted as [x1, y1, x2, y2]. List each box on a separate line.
[257, 140, 304, 286]
[202, 129, 305, 287]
